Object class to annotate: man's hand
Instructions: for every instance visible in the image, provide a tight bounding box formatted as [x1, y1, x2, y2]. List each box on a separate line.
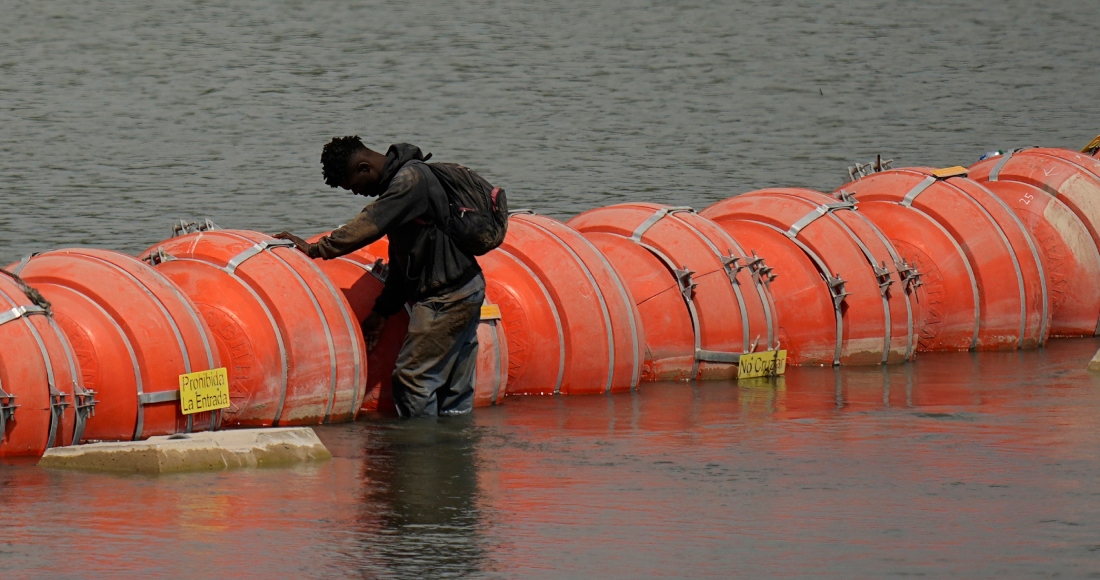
[274, 232, 310, 255]
[362, 312, 386, 351]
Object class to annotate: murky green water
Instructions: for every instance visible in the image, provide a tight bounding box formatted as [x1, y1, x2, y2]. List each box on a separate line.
[3, 0, 1100, 577]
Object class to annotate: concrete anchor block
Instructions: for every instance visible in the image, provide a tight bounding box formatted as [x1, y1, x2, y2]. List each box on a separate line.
[37, 427, 332, 474]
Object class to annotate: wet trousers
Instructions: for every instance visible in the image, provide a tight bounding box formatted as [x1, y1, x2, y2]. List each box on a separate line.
[392, 274, 485, 418]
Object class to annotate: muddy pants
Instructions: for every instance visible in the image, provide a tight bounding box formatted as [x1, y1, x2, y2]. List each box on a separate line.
[392, 274, 485, 418]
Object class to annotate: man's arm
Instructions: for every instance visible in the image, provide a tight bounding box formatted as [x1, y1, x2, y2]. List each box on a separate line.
[307, 166, 430, 260]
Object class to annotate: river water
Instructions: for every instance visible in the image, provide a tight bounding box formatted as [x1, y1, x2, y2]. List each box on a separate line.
[3, 0, 1100, 577]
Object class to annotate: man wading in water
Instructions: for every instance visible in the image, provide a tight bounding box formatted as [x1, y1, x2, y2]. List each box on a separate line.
[277, 136, 505, 418]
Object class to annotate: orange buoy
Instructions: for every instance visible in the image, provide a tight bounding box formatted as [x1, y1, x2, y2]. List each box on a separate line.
[970, 148, 1100, 264]
[483, 213, 643, 395]
[846, 200, 979, 351]
[305, 233, 507, 413]
[703, 188, 912, 365]
[711, 220, 838, 365]
[980, 179, 1100, 336]
[838, 167, 1049, 349]
[568, 203, 777, 380]
[11, 249, 219, 441]
[139, 230, 365, 426]
[0, 271, 92, 457]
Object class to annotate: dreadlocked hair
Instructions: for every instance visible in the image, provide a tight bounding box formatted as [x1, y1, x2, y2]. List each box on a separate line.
[321, 135, 368, 187]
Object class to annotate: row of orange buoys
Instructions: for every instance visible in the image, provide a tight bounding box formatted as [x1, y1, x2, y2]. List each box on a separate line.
[2, 144, 1099, 459]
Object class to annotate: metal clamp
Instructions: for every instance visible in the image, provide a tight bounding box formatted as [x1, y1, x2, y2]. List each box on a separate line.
[896, 259, 923, 292]
[826, 274, 849, 309]
[631, 206, 694, 242]
[71, 384, 96, 445]
[0, 304, 48, 327]
[874, 261, 894, 296]
[721, 254, 743, 285]
[138, 390, 181, 405]
[46, 386, 70, 449]
[786, 200, 856, 238]
[847, 154, 894, 181]
[225, 239, 297, 273]
[366, 258, 388, 283]
[674, 267, 697, 301]
[695, 349, 742, 364]
[0, 385, 17, 438]
[173, 219, 220, 237]
[744, 251, 776, 286]
[143, 247, 177, 267]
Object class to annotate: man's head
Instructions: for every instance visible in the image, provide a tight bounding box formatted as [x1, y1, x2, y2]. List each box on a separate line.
[321, 136, 387, 196]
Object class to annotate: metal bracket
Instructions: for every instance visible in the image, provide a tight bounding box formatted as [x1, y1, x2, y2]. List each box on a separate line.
[632, 206, 694, 242]
[896, 259, 923, 292]
[786, 200, 857, 238]
[695, 349, 743, 364]
[366, 258, 389, 283]
[674, 267, 697, 301]
[143, 247, 177, 267]
[0, 386, 16, 439]
[71, 384, 96, 445]
[720, 254, 742, 285]
[225, 239, 297, 273]
[138, 390, 181, 405]
[834, 189, 858, 204]
[173, 219, 220, 237]
[847, 154, 894, 181]
[0, 305, 47, 327]
[874, 261, 894, 296]
[744, 252, 776, 286]
[826, 274, 849, 308]
[46, 386, 70, 449]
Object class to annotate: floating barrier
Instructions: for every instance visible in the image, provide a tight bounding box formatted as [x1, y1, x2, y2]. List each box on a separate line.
[980, 179, 1100, 336]
[140, 230, 364, 426]
[0, 271, 90, 458]
[11, 249, 219, 441]
[305, 233, 507, 412]
[839, 198, 979, 351]
[838, 168, 1049, 350]
[569, 203, 777, 380]
[481, 213, 642, 395]
[703, 188, 912, 365]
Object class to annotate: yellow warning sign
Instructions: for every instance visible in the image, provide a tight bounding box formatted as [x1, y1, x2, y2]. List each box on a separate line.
[737, 350, 787, 380]
[179, 368, 230, 415]
[481, 304, 502, 320]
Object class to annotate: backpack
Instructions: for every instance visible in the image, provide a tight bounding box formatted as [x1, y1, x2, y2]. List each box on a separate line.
[424, 162, 508, 256]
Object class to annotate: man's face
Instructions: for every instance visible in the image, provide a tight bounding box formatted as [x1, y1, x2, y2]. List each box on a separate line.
[341, 150, 381, 196]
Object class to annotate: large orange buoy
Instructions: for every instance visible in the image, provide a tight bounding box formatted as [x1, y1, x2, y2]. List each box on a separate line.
[711, 220, 838, 365]
[845, 200, 979, 352]
[568, 203, 777, 380]
[838, 167, 1049, 350]
[970, 148, 1100, 273]
[139, 230, 365, 426]
[0, 271, 92, 458]
[11, 249, 219, 441]
[980, 179, 1100, 336]
[305, 233, 507, 413]
[482, 213, 643, 395]
[703, 188, 912, 365]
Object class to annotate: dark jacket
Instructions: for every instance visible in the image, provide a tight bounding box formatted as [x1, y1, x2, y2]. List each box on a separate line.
[308, 144, 481, 317]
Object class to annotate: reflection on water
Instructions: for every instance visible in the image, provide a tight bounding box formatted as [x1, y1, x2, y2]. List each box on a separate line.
[4, 339, 1100, 577]
[356, 418, 487, 578]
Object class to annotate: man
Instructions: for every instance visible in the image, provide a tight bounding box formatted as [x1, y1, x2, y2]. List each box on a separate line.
[276, 136, 485, 418]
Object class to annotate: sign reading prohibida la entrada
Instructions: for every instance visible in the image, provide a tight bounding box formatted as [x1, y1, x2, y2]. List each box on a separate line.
[179, 368, 230, 415]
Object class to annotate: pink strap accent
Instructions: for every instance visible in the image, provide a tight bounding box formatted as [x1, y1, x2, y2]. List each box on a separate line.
[491, 188, 501, 211]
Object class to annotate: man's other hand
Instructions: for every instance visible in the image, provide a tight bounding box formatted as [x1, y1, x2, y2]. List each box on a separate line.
[362, 312, 386, 351]
[274, 232, 310, 254]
